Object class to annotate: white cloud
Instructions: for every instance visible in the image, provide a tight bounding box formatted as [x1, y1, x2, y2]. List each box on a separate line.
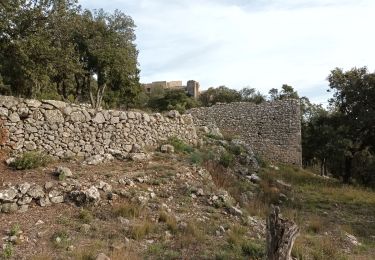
[80, 0, 375, 104]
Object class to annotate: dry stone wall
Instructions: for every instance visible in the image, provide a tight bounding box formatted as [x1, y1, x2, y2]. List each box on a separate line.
[188, 100, 302, 166]
[0, 95, 197, 158]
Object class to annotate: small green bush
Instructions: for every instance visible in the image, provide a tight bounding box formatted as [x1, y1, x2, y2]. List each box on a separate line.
[78, 209, 93, 224]
[220, 152, 234, 168]
[168, 137, 194, 154]
[10, 151, 51, 170]
[9, 224, 20, 236]
[190, 151, 204, 165]
[255, 154, 268, 168]
[205, 133, 224, 140]
[227, 144, 244, 156]
[241, 241, 265, 259]
[51, 230, 70, 248]
[2, 243, 13, 259]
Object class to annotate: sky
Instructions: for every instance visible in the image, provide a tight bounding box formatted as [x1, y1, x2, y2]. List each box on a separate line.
[80, 0, 375, 104]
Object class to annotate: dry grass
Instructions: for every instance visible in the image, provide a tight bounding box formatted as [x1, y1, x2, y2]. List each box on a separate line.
[129, 219, 156, 240]
[31, 255, 53, 260]
[227, 224, 247, 247]
[306, 215, 325, 234]
[158, 211, 178, 233]
[293, 235, 347, 260]
[113, 202, 144, 219]
[176, 221, 205, 248]
[70, 241, 141, 260]
[244, 200, 268, 218]
[110, 247, 142, 260]
[203, 160, 232, 189]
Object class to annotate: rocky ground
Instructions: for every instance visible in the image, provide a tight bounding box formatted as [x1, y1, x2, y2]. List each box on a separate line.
[0, 133, 374, 259]
[0, 149, 266, 259]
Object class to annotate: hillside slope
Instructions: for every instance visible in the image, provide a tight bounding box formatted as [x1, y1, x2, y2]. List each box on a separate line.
[0, 134, 374, 259]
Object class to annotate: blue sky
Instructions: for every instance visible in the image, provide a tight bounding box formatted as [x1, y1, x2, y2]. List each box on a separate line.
[80, 0, 375, 104]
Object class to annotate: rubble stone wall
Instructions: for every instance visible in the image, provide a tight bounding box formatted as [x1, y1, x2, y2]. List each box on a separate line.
[0, 95, 198, 158]
[188, 100, 302, 166]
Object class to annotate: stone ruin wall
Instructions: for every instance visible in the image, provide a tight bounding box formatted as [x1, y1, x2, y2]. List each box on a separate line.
[0, 95, 198, 158]
[188, 100, 302, 166]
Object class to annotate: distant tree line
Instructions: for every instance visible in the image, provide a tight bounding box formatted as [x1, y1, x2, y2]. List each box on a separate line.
[0, 0, 141, 109]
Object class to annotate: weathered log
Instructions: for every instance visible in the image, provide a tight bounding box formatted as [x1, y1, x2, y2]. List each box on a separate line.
[266, 205, 299, 260]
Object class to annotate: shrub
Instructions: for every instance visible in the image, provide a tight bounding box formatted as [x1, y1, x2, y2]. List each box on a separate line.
[255, 154, 268, 168]
[10, 224, 21, 236]
[190, 151, 204, 165]
[168, 137, 194, 154]
[219, 152, 234, 168]
[2, 243, 13, 259]
[78, 209, 93, 224]
[225, 142, 246, 156]
[205, 133, 223, 140]
[10, 151, 51, 170]
[51, 230, 70, 248]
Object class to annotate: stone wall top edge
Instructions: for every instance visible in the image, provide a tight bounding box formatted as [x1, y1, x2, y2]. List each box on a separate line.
[0, 95, 192, 122]
[187, 99, 300, 112]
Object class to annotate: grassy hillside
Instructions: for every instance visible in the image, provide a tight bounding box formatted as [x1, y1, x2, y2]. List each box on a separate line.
[259, 166, 375, 260]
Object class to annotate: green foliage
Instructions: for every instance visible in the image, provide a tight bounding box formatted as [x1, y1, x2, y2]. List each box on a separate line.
[168, 137, 194, 154]
[148, 89, 199, 113]
[199, 86, 242, 106]
[226, 143, 244, 156]
[10, 224, 20, 236]
[239, 87, 266, 104]
[303, 67, 375, 186]
[2, 243, 13, 259]
[254, 155, 268, 168]
[78, 209, 93, 224]
[10, 151, 51, 170]
[0, 1, 141, 108]
[51, 230, 70, 248]
[219, 152, 235, 168]
[190, 151, 204, 165]
[241, 241, 265, 258]
[205, 133, 224, 140]
[268, 84, 299, 101]
[224, 224, 265, 259]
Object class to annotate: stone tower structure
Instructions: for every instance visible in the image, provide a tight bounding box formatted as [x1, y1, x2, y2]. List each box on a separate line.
[186, 80, 200, 99]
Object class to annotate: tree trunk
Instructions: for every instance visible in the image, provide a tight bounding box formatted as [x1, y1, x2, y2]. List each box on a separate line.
[343, 156, 352, 184]
[323, 159, 327, 176]
[320, 158, 327, 176]
[266, 205, 299, 260]
[62, 80, 68, 100]
[74, 74, 83, 102]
